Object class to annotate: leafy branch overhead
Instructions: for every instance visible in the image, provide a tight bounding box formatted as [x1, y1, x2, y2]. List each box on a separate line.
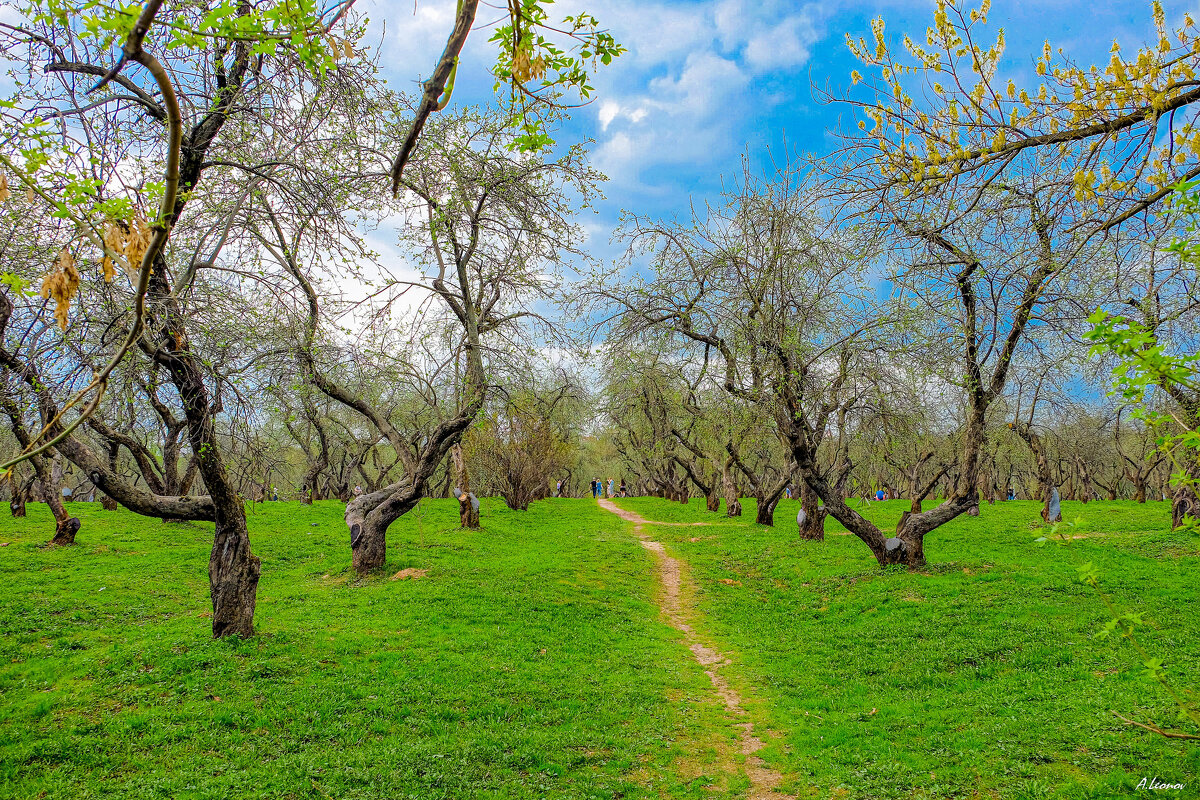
[845, 0, 1200, 213]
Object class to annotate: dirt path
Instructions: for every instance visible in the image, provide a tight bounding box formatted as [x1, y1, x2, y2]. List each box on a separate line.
[599, 499, 793, 800]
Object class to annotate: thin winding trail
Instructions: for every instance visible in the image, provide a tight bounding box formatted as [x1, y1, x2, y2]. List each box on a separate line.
[598, 499, 794, 800]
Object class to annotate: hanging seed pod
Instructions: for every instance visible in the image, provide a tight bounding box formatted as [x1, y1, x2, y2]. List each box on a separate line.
[40, 247, 81, 331]
[343, 38, 353, 59]
[101, 222, 124, 283]
[124, 215, 151, 277]
[511, 49, 532, 83]
[0, 174, 10, 202]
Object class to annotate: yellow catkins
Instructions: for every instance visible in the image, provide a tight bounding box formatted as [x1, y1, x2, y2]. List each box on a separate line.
[0, 174, 10, 202]
[41, 247, 81, 331]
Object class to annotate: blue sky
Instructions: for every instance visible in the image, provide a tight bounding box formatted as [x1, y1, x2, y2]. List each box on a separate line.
[364, 0, 1199, 231]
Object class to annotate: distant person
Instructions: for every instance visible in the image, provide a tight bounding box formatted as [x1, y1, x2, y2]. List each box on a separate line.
[353, 484, 363, 497]
[555, 479, 563, 497]
[271, 486, 279, 501]
[590, 479, 597, 498]
[1006, 488, 1015, 501]
[784, 486, 792, 499]
[619, 479, 627, 497]
[607, 478, 614, 498]
[875, 489, 885, 501]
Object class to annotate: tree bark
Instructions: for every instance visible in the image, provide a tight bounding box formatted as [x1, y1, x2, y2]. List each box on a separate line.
[754, 493, 780, 526]
[722, 457, 742, 517]
[1172, 486, 1198, 529]
[1011, 422, 1058, 523]
[1132, 474, 1147, 503]
[452, 444, 480, 528]
[1, 396, 80, 544]
[9, 476, 29, 517]
[798, 480, 825, 540]
[146, 268, 260, 638]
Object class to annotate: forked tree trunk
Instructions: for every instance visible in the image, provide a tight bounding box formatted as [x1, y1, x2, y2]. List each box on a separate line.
[1132, 476, 1147, 504]
[754, 493, 779, 526]
[347, 483, 425, 572]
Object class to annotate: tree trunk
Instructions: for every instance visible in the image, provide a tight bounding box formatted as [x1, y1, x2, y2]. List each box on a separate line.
[50, 516, 81, 546]
[1039, 484, 1062, 523]
[9, 476, 29, 517]
[1075, 457, 1093, 504]
[35, 454, 79, 545]
[722, 459, 741, 517]
[798, 481, 824, 540]
[1172, 484, 1198, 530]
[100, 494, 118, 510]
[451, 444, 480, 528]
[147, 265, 260, 638]
[1128, 469, 1148, 503]
[347, 484, 424, 572]
[754, 494, 778, 526]
[704, 489, 720, 512]
[350, 515, 390, 572]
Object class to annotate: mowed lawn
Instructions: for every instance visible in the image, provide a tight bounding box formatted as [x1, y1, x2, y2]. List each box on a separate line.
[0, 499, 726, 800]
[614, 497, 1200, 799]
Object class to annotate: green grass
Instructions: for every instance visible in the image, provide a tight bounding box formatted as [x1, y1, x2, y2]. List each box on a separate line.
[0, 499, 727, 799]
[614, 496, 1200, 799]
[2, 497, 1197, 799]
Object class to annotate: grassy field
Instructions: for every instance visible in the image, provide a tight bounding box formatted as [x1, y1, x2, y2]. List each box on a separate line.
[1, 496, 1197, 798]
[0, 499, 731, 799]
[614, 497, 1200, 799]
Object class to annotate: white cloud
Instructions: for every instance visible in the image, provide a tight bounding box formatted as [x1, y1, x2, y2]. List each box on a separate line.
[356, 0, 827, 191]
[743, 13, 820, 70]
[576, 0, 826, 185]
[598, 101, 620, 130]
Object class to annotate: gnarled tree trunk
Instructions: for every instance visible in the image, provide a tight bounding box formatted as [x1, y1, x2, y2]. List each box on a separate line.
[797, 480, 825, 540]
